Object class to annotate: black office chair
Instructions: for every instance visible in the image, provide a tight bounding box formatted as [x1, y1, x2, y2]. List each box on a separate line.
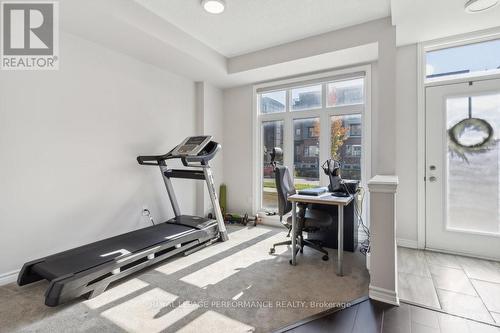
[269, 165, 333, 261]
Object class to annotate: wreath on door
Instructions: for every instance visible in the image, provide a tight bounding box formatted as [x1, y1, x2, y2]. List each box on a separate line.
[448, 97, 496, 162]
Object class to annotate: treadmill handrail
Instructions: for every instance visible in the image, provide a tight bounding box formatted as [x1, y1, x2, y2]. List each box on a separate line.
[137, 141, 221, 166]
[137, 152, 173, 165]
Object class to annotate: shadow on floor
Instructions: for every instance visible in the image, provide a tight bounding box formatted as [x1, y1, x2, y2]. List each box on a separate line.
[0, 225, 369, 333]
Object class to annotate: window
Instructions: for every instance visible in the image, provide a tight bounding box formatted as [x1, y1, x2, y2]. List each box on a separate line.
[346, 145, 362, 157]
[294, 118, 320, 188]
[349, 124, 362, 137]
[307, 127, 317, 138]
[260, 90, 286, 114]
[309, 146, 319, 156]
[331, 115, 362, 180]
[327, 78, 364, 107]
[261, 120, 284, 209]
[257, 73, 367, 210]
[303, 145, 319, 157]
[291, 85, 322, 111]
[426, 38, 500, 81]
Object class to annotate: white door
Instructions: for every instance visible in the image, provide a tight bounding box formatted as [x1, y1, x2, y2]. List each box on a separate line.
[426, 78, 500, 259]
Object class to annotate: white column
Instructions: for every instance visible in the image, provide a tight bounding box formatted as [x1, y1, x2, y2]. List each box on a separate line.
[368, 175, 399, 305]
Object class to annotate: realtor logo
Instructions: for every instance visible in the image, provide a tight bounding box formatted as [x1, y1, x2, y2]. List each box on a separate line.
[1, 1, 59, 70]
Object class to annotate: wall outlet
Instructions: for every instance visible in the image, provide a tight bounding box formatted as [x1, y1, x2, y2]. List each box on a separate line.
[142, 206, 155, 225]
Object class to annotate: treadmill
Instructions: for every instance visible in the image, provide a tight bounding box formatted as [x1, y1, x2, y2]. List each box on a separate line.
[18, 135, 228, 306]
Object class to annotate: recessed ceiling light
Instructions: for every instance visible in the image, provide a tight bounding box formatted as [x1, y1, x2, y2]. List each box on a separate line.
[201, 0, 225, 14]
[465, 0, 499, 13]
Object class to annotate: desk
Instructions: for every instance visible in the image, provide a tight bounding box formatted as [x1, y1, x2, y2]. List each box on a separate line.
[288, 193, 353, 276]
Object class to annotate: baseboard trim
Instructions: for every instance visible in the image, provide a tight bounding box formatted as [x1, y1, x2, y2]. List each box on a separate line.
[425, 247, 500, 262]
[369, 285, 399, 306]
[0, 270, 19, 286]
[397, 238, 418, 249]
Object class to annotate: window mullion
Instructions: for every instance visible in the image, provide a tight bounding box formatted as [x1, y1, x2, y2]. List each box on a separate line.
[284, 112, 293, 176]
[319, 107, 329, 187]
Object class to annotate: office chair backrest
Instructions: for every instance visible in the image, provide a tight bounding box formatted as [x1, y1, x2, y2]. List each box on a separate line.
[275, 165, 296, 219]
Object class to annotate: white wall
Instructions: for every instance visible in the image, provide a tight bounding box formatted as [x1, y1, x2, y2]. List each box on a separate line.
[0, 32, 198, 277]
[195, 82, 225, 216]
[222, 86, 254, 213]
[395, 44, 419, 245]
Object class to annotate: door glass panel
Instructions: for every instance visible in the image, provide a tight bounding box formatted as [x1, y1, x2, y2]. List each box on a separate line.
[446, 94, 500, 234]
[330, 114, 362, 180]
[262, 120, 284, 209]
[293, 118, 320, 189]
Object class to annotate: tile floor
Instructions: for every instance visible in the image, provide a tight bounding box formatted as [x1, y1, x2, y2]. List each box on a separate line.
[398, 247, 500, 326]
[279, 298, 500, 333]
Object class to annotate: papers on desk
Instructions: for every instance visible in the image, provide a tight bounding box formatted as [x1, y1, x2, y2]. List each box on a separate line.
[297, 187, 328, 196]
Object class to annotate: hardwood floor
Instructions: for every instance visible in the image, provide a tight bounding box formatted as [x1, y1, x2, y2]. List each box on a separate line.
[274, 298, 500, 333]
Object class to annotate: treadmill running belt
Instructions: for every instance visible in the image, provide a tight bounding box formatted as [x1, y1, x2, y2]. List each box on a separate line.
[33, 223, 201, 280]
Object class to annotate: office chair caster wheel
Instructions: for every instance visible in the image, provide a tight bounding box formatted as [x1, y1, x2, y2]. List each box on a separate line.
[300, 248, 303, 253]
[322, 255, 329, 261]
[269, 248, 275, 254]
[289, 259, 294, 265]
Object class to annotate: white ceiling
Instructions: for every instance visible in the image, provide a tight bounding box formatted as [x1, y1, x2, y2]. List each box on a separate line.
[60, 0, 500, 88]
[392, 0, 500, 45]
[134, 0, 391, 57]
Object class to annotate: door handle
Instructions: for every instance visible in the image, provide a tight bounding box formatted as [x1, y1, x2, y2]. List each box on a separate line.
[429, 176, 437, 182]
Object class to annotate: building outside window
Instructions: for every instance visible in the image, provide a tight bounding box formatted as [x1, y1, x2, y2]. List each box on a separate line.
[258, 74, 366, 210]
[350, 123, 362, 137]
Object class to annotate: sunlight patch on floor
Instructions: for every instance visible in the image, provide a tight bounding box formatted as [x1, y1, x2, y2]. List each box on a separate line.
[176, 310, 254, 333]
[155, 226, 274, 275]
[84, 278, 149, 310]
[180, 232, 288, 288]
[101, 288, 198, 333]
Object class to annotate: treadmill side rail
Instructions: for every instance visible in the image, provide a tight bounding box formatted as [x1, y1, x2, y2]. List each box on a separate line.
[42, 232, 207, 306]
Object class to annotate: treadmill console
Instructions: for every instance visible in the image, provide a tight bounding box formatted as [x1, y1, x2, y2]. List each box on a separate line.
[137, 135, 220, 166]
[172, 136, 213, 157]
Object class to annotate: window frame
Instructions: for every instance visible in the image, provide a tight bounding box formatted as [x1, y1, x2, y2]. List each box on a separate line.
[253, 65, 372, 214]
[423, 30, 500, 85]
[290, 83, 323, 112]
[326, 77, 365, 108]
[259, 89, 287, 115]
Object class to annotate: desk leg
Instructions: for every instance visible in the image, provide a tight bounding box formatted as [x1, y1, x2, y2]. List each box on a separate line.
[337, 204, 344, 276]
[291, 201, 297, 266]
